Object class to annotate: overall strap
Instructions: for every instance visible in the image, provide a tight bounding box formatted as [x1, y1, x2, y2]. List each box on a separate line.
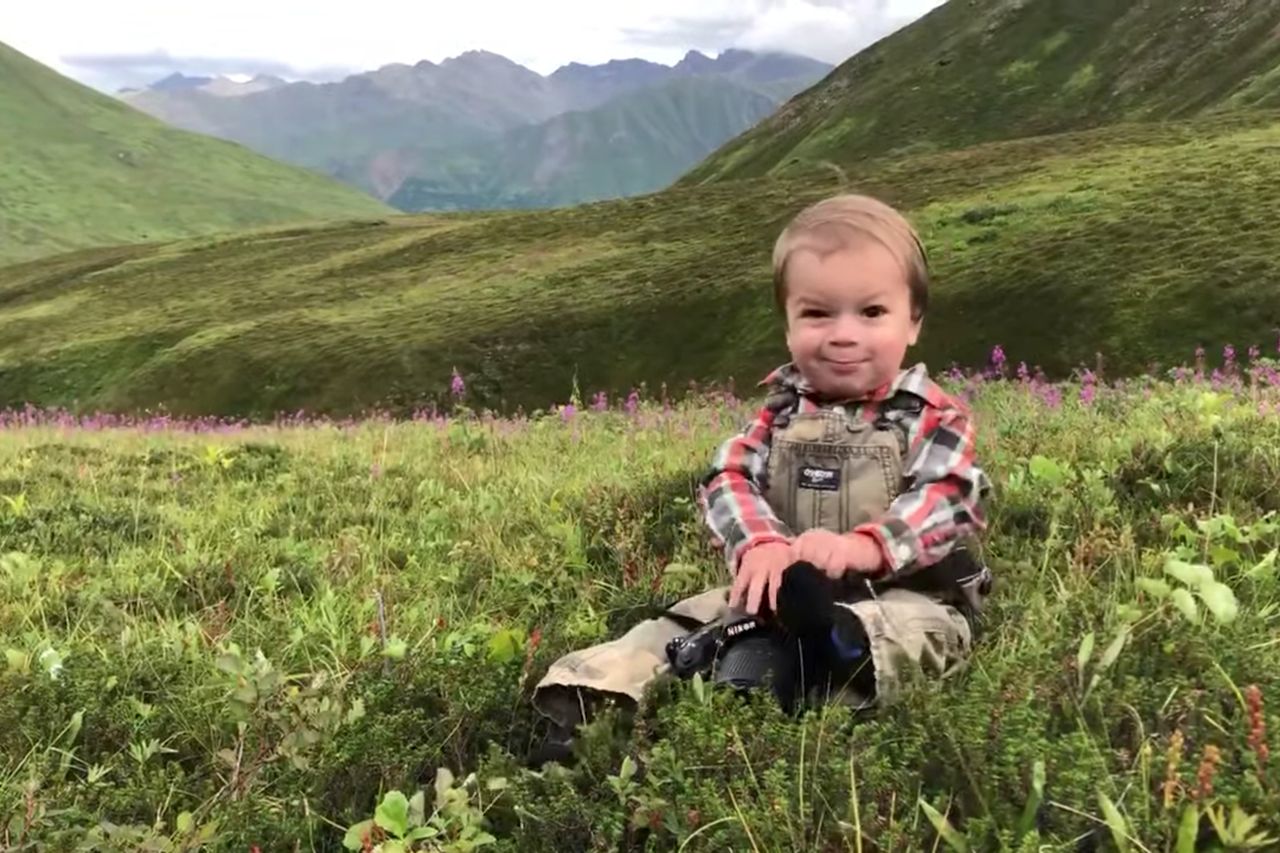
[871, 391, 925, 456]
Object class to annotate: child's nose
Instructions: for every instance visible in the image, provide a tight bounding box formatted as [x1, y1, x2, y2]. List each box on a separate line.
[829, 314, 860, 344]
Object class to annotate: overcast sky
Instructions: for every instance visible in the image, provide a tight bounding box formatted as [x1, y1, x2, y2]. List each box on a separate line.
[6, 0, 946, 92]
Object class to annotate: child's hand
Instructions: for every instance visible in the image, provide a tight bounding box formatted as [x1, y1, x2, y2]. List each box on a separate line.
[729, 540, 794, 615]
[789, 530, 882, 580]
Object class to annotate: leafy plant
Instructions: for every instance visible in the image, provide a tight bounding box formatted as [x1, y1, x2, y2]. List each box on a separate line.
[343, 768, 503, 852]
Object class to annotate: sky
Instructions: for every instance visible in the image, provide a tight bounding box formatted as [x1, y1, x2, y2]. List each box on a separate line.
[6, 0, 946, 92]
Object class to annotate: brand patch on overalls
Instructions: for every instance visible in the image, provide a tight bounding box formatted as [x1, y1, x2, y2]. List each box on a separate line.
[798, 465, 841, 491]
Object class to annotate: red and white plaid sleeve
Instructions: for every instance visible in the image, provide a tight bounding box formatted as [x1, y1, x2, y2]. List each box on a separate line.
[697, 404, 794, 573]
[854, 393, 991, 575]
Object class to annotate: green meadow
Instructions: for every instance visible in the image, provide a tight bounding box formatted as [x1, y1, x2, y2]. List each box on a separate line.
[3, 361, 1280, 850]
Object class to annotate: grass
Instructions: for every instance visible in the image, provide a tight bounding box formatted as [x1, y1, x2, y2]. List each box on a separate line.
[0, 41, 393, 267]
[4, 113, 1280, 418]
[682, 0, 1280, 184]
[3, 350, 1280, 850]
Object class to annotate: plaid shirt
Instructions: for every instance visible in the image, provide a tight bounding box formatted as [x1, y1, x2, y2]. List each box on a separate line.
[697, 361, 992, 578]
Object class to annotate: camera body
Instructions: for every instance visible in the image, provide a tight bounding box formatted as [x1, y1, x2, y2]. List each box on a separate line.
[665, 610, 768, 679]
[665, 610, 808, 709]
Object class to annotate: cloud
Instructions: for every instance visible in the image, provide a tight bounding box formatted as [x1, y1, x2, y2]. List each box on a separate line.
[620, 0, 945, 65]
[5, 0, 944, 92]
[620, 16, 751, 51]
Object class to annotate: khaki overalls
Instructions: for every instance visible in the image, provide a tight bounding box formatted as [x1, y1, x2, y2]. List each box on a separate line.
[533, 396, 988, 729]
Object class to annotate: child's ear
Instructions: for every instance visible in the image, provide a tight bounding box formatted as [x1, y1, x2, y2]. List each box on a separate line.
[908, 314, 923, 347]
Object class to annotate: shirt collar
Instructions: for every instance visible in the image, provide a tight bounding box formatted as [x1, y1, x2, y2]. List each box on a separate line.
[758, 361, 931, 405]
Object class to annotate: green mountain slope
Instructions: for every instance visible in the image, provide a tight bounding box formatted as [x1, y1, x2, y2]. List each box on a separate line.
[3, 111, 1279, 417]
[682, 0, 1280, 184]
[389, 77, 779, 211]
[0, 42, 392, 266]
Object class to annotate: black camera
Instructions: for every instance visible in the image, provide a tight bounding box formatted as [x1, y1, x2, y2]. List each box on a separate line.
[665, 610, 806, 710]
[665, 611, 768, 678]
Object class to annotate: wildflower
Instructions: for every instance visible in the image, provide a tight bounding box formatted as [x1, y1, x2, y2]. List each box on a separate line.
[561, 403, 577, 421]
[990, 344, 1007, 374]
[450, 368, 466, 399]
[1194, 744, 1221, 801]
[1016, 361, 1030, 383]
[1079, 368, 1097, 406]
[1249, 345, 1261, 362]
[1039, 385, 1063, 409]
[1246, 684, 1269, 767]
[521, 626, 544, 680]
[625, 389, 640, 415]
[1163, 729, 1184, 809]
[592, 391, 608, 412]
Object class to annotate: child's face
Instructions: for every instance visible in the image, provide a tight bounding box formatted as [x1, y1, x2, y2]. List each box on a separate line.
[782, 239, 921, 400]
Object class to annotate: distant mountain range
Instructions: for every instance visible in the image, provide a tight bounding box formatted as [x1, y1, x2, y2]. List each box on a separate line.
[122, 71, 290, 98]
[119, 49, 832, 211]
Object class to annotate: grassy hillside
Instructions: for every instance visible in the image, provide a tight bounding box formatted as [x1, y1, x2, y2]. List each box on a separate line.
[3, 111, 1280, 417]
[682, 0, 1280, 184]
[0, 42, 392, 266]
[3, 372, 1280, 849]
[389, 77, 778, 212]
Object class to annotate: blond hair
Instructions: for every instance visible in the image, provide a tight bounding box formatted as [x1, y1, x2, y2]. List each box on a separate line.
[771, 193, 929, 320]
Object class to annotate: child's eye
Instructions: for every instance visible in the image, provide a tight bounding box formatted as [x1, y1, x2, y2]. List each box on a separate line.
[864, 305, 887, 318]
[800, 308, 829, 319]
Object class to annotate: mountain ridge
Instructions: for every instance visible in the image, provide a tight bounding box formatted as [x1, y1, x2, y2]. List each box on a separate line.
[388, 75, 780, 211]
[119, 47, 832, 207]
